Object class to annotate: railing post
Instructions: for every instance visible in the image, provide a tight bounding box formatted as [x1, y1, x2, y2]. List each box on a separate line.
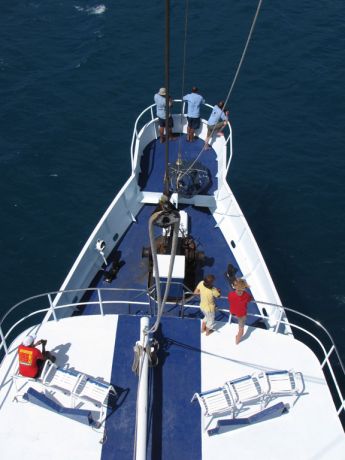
[146, 290, 151, 316]
[0, 326, 8, 355]
[48, 294, 58, 322]
[337, 400, 345, 416]
[97, 289, 104, 316]
[321, 345, 335, 368]
[274, 308, 283, 333]
[180, 291, 185, 319]
[150, 288, 157, 316]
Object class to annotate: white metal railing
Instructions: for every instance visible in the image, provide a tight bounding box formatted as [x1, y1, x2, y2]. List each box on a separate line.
[182, 295, 345, 420]
[130, 100, 233, 173]
[0, 288, 151, 355]
[1, 287, 344, 423]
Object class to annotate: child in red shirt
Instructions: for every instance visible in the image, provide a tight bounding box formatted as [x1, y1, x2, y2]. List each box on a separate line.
[228, 278, 253, 344]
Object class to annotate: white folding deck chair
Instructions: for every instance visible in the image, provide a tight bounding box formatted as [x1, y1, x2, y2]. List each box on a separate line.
[42, 360, 84, 406]
[225, 373, 267, 414]
[262, 369, 305, 400]
[12, 371, 38, 400]
[73, 375, 117, 424]
[12, 358, 53, 400]
[191, 385, 235, 431]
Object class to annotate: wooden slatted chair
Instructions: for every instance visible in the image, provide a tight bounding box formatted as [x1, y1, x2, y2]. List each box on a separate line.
[73, 375, 117, 424]
[191, 385, 235, 431]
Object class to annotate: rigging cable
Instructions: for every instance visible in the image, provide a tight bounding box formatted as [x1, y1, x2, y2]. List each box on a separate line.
[164, 0, 171, 195]
[177, 0, 264, 184]
[176, 0, 190, 167]
[148, 0, 181, 338]
[222, 0, 264, 110]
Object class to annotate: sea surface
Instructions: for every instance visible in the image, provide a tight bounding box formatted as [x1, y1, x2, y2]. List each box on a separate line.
[1, 1, 344, 363]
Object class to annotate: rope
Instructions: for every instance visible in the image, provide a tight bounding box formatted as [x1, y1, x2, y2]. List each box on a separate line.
[177, 0, 264, 184]
[132, 343, 142, 375]
[148, 211, 164, 320]
[132, 339, 160, 375]
[223, 0, 264, 110]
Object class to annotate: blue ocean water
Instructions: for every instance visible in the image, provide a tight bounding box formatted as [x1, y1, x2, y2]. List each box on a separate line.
[1, 1, 344, 360]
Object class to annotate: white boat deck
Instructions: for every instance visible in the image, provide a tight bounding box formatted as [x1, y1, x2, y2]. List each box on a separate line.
[0, 316, 119, 460]
[201, 322, 345, 459]
[0, 314, 344, 459]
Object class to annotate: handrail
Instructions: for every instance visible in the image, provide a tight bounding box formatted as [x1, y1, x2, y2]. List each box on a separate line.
[1, 299, 153, 349]
[130, 100, 233, 174]
[182, 295, 345, 372]
[0, 287, 148, 327]
[181, 296, 345, 418]
[1, 287, 344, 421]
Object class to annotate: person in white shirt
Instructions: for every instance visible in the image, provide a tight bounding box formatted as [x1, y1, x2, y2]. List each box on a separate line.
[154, 87, 174, 143]
[183, 87, 205, 142]
[204, 101, 229, 149]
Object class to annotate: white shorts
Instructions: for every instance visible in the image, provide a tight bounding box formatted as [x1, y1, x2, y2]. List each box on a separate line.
[202, 310, 215, 330]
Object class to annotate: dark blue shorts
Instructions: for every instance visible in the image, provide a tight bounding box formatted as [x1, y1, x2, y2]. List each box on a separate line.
[158, 117, 173, 128]
[187, 117, 201, 130]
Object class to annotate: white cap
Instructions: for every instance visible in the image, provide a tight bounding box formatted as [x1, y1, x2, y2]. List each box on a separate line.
[23, 335, 35, 347]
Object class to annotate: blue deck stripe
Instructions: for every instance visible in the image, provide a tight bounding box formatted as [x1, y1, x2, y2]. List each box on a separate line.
[139, 136, 217, 194]
[82, 205, 156, 315]
[101, 315, 140, 460]
[82, 133, 263, 325]
[147, 317, 201, 460]
[83, 202, 262, 325]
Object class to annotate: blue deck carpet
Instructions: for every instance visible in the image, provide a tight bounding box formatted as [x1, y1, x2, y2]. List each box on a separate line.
[83, 201, 261, 325]
[101, 315, 141, 460]
[101, 315, 202, 460]
[139, 136, 217, 194]
[82, 205, 157, 315]
[147, 316, 201, 460]
[82, 135, 260, 324]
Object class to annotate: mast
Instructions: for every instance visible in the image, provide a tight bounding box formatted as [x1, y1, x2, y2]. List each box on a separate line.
[164, 0, 170, 195]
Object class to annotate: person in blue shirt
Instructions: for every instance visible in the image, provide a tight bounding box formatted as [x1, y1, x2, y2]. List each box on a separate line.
[154, 87, 174, 143]
[204, 101, 229, 149]
[183, 87, 205, 142]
